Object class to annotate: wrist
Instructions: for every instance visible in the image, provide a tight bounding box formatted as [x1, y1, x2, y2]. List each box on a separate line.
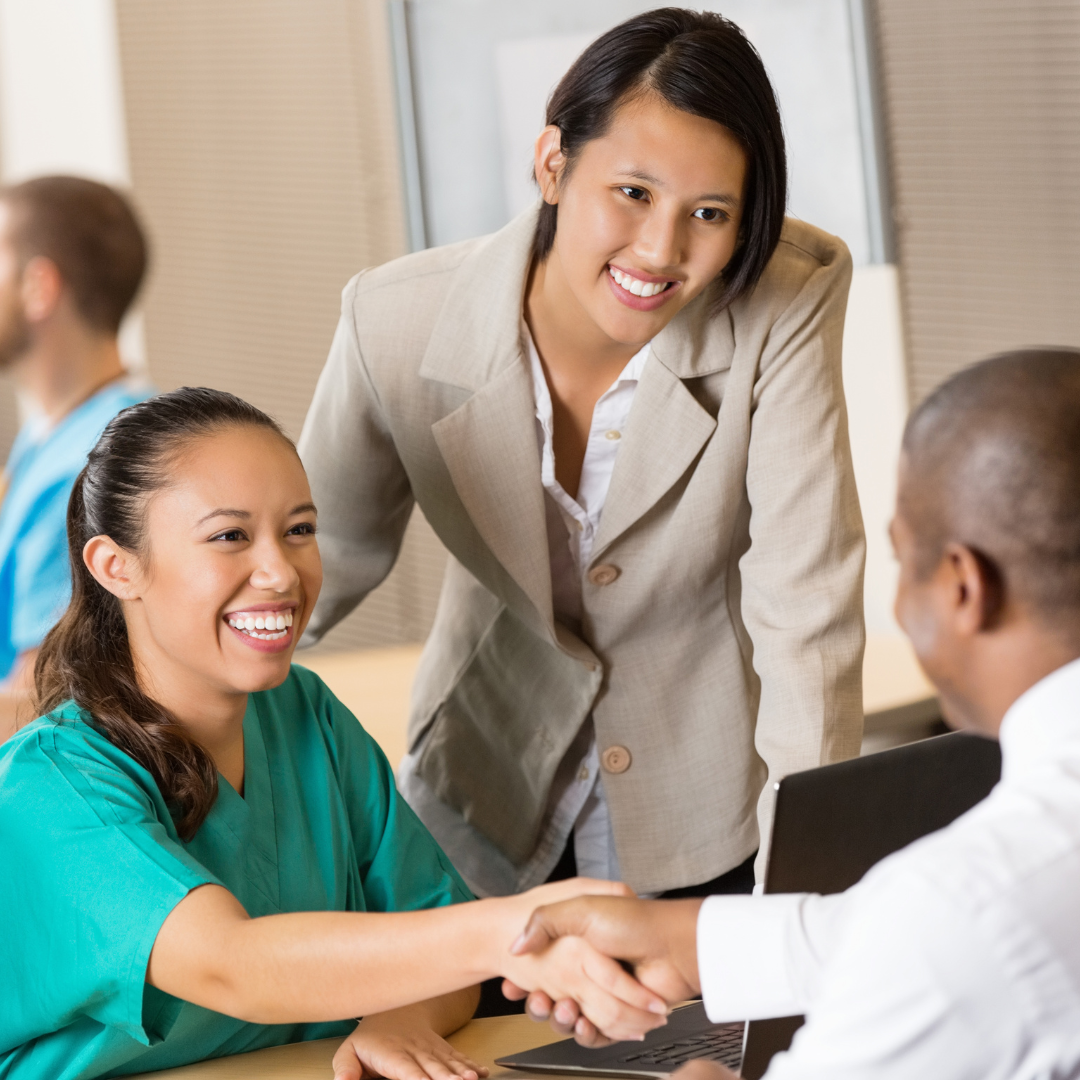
[472, 897, 522, 981]
[662, 899, 703, 993]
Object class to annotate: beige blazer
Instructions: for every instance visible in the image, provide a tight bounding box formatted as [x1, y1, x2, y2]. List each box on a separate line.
[299, 206, 865, 893]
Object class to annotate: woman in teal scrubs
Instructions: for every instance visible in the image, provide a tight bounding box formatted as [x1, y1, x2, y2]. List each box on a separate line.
[0, 389, 661, 1080]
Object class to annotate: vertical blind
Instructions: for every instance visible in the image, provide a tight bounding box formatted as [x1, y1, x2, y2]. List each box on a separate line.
[115, 0, 448, 651]
[874, 0, 1080, 402]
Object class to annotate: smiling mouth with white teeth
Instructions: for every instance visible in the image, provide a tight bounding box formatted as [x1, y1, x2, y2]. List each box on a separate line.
[608, 266, 675, 297]
[226, 611, 294, 640]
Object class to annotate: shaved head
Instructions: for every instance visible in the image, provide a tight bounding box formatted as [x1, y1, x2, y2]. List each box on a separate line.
[900, 348, 1080, 635]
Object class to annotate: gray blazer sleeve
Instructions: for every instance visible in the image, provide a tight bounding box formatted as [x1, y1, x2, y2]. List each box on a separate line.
[740, 244, 866, 879]
[298, 274, 415, 643]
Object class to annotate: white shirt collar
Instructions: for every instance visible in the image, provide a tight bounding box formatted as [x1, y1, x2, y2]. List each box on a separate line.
[998, 655, 1080, 782]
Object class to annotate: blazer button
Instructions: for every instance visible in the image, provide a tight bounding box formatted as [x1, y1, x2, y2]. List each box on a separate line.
[602, 745, 632, 774]
[589, 564, 620, 586]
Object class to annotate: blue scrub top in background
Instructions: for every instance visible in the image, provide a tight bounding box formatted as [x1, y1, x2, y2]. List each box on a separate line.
[0, 379, 150, 680]
[0, 665, 473, 1079]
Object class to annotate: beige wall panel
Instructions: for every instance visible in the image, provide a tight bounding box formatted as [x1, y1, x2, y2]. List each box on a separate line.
[115, 0, 448, 652]
[874, 0, 1080, 402]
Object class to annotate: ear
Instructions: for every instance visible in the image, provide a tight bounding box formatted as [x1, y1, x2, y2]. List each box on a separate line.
[534, 125, 566, 206]
[20, 255, 63, 323]
[83, 535, 144, 601]
[944, 541, 1004, 635]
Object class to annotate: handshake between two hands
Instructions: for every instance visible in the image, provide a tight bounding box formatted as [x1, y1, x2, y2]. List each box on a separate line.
[495, 878, 705, 1049]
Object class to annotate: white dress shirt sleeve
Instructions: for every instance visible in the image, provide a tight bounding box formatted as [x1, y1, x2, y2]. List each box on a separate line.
[697, 893, 849, 1022]
[700, 865, 1026, 1080]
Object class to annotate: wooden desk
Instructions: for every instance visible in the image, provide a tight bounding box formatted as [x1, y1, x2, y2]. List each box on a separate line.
[127, 1014, 564, 1080]
[298, 632, 939, 769]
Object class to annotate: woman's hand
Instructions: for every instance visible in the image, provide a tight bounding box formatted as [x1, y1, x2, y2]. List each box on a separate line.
[332, 998, 488, 1080]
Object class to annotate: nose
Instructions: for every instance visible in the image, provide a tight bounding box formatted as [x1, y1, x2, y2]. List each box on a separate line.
[633, 204, 684, 271]
[248, 536, 301, 594]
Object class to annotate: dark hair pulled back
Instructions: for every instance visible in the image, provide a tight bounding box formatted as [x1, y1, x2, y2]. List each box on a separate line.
[35, 387, 290, 840]
[534, 7, 787, 311]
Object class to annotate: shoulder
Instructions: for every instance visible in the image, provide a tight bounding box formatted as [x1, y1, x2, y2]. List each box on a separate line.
[0, 710, 165, 827]
[341, 235, 487, 338]
[733, 218, 853, 328]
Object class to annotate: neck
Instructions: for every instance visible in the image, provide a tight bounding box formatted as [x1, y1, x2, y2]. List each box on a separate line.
[132, 644, 249, 792]
[946, 620, 1080, 738]
[12, 319, 124, 425]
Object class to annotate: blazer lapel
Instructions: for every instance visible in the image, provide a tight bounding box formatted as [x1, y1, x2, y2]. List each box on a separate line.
[592, 290, 733, 558]
[431, 359, 554, 634]
[592, 360, 717, 559]
[421, 206, 555, 634]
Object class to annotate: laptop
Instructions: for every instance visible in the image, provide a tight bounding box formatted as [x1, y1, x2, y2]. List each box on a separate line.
[496, 729, 1002, 1079]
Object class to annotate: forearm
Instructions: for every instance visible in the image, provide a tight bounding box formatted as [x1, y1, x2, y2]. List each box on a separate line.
[150, 887, 510, 1023]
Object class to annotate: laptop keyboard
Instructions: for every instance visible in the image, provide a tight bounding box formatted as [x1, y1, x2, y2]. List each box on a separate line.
[616, 1025, 744, 1070]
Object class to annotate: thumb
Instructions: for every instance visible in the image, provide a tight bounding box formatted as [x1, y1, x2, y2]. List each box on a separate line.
[511, 900, 590, 955]
[332, 1040, 365, 1080]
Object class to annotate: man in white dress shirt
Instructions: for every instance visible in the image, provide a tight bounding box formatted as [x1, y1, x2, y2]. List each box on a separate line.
[508, 347, 1080, 1077]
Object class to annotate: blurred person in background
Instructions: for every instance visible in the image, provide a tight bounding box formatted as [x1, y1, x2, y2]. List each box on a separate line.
[0, 176, 151, 741]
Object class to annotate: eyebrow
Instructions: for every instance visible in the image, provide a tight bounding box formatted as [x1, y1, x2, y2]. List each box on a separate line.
[196, 503, 317, 527]
[623, 170, 742, 207]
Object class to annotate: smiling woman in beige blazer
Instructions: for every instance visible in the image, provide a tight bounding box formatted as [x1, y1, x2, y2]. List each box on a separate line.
[299, 9, 865, 902]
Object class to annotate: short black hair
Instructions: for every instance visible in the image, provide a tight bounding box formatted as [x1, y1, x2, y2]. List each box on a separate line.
[1, 175, 148, 334]
[533, 7, 787, 311]
[901, 348, 1080, 628]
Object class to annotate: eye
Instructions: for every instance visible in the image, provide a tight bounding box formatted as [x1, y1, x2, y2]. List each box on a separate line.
[619, 186, 648, 201]
[693, 206, 729, 223]
[210, 528, 248, 543]
[286, 521, 316, 537]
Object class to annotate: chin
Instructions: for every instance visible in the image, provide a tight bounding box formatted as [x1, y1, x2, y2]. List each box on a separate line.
[228, 653, 295, 694]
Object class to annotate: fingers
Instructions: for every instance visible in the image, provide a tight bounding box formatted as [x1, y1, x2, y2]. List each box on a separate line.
[340, 1029, 490, 1080]
[550, 996, 581, 1033]
[580, 946, 669, 1018]
[524, 990, 556, 1022]
[573, 1014, 613, 1049]
[331, 1040, 364, 1080]
[560, 944, 667, 1043]
[501, 978, 528, 1001]
[512, 899, 594, 956]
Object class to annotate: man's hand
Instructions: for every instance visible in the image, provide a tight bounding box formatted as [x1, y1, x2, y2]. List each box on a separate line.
[502, 897, 703, 1046]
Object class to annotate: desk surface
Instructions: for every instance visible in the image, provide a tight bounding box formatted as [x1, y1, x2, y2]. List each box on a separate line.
[128, 1014, 565, 1080]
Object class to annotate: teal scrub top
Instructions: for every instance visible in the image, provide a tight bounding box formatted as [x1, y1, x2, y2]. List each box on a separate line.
[0, 665, 472, 1080]
[0, 379, 151, 679]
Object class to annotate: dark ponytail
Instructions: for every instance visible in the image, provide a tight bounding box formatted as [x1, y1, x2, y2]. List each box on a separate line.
[35, 387, 290, 840]
[534, 7, 787, 311]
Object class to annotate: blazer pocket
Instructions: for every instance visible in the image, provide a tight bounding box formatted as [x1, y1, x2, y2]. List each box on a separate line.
[417, 606, 598, 866]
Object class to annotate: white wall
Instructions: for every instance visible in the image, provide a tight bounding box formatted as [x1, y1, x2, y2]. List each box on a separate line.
[842, 264, 908, 635]
[0, 0, 144, 371]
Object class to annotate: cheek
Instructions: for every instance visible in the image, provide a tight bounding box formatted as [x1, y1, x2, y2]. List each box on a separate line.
[557, 188, 632, 275]
[895, 580, 948, 683]
[143, 556, 234, 651]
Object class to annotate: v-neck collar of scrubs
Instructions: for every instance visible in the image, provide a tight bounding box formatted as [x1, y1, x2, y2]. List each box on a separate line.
[189, 694, 281, 911]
